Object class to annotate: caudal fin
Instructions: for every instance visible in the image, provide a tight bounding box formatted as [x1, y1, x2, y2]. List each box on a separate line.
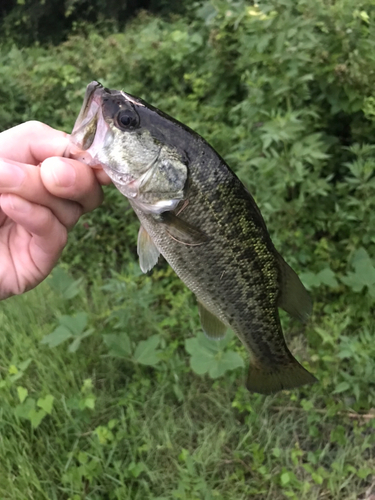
[246, 359, 317, 395]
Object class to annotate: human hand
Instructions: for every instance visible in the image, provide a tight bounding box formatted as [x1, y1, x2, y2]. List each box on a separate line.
[0, 121, 111, 300]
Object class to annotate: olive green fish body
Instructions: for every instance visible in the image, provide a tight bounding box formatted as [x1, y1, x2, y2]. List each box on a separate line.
[131, 145, 312, 393]
[68, 81, 316, 394]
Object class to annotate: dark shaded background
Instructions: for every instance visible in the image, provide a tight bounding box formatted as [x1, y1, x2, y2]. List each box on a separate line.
[0, 0, 196, 45]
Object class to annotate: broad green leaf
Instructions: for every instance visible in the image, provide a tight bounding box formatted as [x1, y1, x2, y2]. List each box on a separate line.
[280, 471, 291, 486]
[103, 333, 131, 357]
[128, 461, 146, 478]
[29, 409, 47, 429]
[333, 381, 350, 394]
[78, 452, 88, 464]
[316, 268, 338, 287]
[59, 312, 88, 336]
[37, 395, 54, 414]
[133, 335, 161, 366]
[186, 331, 233, 355]
[189, 348, 214, 375]
[41, 326, 72, 347]
[14, 397, 36, 419]
[341, 247, 375, 292]
[299, 272, 321, 289]
[352, 248, 375, 286]
[340, 274, 364, 292]
[300, 267, 338, 289]
[17, 386, 28, 403]
[48, 267, 82, 299]
[82, 396, 96, 410]
[208, 351, 244, 379]
[186, 333, 244, 379]
[185, 336, 206, 356]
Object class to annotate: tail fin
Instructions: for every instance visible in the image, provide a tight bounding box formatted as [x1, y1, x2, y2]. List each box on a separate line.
[246, 359, 317, 395]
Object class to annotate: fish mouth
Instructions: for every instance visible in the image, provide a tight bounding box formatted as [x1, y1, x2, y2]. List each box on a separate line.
[66, 81, 114, 167]
[70, 81, 105, 150]
[66, 81, 147, 169]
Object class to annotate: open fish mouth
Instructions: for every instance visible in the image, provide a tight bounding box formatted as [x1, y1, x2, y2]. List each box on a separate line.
[66, 81, 144, 168]
[66, 82, 112, 167]
[70, 81, 104, 151]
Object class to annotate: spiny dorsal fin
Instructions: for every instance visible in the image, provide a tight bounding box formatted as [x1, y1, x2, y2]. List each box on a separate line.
[137, 225, 160, 273]
[276, 254, 313, 323]
[198, 301, 227, 340]
[246, 359, 317, 395]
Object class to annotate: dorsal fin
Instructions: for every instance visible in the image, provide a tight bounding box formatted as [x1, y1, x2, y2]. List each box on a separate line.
[276, 254, 312, 322]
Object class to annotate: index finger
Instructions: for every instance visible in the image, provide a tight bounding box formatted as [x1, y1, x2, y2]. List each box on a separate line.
[0, 121, 69, 166]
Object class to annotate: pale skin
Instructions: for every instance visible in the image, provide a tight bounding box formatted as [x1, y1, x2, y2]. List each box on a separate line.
[0, 121, 111, 300]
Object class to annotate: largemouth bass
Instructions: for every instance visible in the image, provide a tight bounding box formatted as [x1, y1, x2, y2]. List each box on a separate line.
[67, 81, 317, 394]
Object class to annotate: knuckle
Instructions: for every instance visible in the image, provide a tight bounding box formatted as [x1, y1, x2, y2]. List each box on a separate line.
[22, 120, 49, 134]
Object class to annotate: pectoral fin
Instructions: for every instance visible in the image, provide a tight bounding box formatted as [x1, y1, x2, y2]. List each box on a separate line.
[276, 255, 313, 323]
[137, 225, 160, 273]
[198, 301, 227, 340]
[159, 212, 208, 246]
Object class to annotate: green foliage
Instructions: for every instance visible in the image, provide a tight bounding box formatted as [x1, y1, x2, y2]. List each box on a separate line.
[41, 311, 94, 352]
[185, 331, 244, 378]
[341, 247, 375, 297]
[0, 268, 374, 499]
[1, 0, 375, 498]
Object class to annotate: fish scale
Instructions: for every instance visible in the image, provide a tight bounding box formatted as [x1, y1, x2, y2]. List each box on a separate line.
[68, 81, 317, 394]
[132, 152, 290, 365]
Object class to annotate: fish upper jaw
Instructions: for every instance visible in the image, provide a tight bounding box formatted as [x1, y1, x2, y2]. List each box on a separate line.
[66, 83, 115, 168]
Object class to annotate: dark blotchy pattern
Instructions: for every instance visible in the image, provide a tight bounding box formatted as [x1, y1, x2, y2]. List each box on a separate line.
[132, 138, 295, 369]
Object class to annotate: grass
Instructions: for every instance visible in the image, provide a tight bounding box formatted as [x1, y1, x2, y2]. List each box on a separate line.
[0, 266, 374, 500]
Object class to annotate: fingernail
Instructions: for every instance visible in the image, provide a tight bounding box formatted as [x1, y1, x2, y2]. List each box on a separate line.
[51, 160, 76, 187]
[0, 161, 26, 187]
[8, 195, 31, 213]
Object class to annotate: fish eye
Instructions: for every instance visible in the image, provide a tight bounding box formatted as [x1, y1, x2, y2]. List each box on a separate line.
[116, 109, 139, 130]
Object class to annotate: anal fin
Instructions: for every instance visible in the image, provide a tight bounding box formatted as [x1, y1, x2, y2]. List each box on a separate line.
[198, 301, 227, 340]
[137, 225, 160, 273]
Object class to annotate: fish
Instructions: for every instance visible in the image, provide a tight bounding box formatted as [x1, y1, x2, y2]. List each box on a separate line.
[66, 80, 317, 394]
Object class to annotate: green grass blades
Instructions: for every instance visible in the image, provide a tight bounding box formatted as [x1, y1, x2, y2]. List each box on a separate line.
[0, 267, 373, 499]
